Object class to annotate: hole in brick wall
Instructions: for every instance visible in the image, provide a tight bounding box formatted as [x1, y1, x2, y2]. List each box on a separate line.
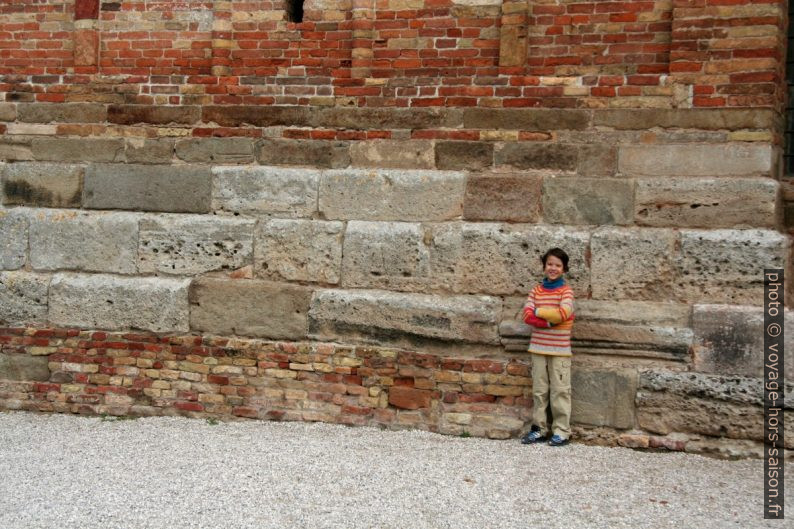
[286, 0, 304, 23]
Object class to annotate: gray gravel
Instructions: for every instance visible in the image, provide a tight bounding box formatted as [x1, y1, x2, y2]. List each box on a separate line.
[0, 412, 790, 529]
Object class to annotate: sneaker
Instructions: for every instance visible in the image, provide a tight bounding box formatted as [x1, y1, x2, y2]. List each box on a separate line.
[520, 426, 547, 444]
[548, 434, 569, 447]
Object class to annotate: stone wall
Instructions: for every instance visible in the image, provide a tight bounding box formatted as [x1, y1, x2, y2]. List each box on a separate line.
[0, 0, 792, 458]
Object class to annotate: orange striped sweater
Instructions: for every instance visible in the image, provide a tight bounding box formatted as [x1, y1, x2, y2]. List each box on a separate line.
[523, 283, 575, 357]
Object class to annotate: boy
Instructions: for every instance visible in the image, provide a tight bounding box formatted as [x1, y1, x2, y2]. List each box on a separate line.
[521, 248, 575, 447]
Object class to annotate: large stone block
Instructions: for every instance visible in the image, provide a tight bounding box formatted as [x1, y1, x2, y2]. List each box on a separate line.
[0, 353, 50, 382]
[49, 273, 190, 332]
[17, 103, 107, 123]
[0, 208, 28, 270]
[571, 368, 638, 429]
[494, 143, 578, 171]
[108, 105, 201, 125]
[635, 177, 779, 228]
[0, 103, 16, 121]
[29, 210, 140, 274]
[692, 304, 793, 380]
[636, 370, 794, 445]
[462, 108, 590, 130]
[619, 144, 774, 177]
[309, 289, 502, 346]
[457, 223, 590, 296]
[593, 108, 778, 131]
[138, 215, 255, 276]
[31, 138, 125, 163]
[435, 141, 494, 170]
[340, 221, 460, 292]
[189, 277, 312, 339]
[314, 107, 460, 130]
[0, 137, 34, 161]
[674, 229, 789, 305]
[84, 164, 212, 213]
[463, 173, 542, 222]
[255, 219, 343, 284]
[175, 138, 255, 164]
[0, 271, 50, 325]
[2, 162, 83, 208]
[125, 139, 175, 164]
[202, 106, 312, 127]
[257, 139, 350, 169]
[212, 166, 319, 217]
[542, 178, 634, 226]
[319, 169, 465, 221]
[349, 140, 435, 169]
[591, 227, 676, 300]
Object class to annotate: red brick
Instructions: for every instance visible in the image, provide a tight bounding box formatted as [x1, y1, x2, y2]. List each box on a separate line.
[174, 401, 204, 412]
[388, 386, 432, 410]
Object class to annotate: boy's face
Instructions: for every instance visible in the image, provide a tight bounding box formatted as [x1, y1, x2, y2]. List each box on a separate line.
[544, 255, 565, 281]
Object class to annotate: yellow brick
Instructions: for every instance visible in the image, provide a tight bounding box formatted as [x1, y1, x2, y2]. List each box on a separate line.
[61, 384, 82, 393]
[729, 131, 774, 142]
[462, 372, 483, 384]
[481, 130, 519, 141]
[152, 380, 171, 390]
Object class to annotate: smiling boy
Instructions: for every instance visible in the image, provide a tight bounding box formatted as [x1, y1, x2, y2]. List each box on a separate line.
[521, 248, 575, 447]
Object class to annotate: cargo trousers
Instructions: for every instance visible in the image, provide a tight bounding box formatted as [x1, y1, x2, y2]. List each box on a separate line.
[531, 353, 572, 439]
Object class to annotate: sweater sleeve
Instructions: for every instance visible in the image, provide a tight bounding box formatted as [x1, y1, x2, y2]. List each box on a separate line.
[535, 287, 574, 324]
[522, 288, 536, 324]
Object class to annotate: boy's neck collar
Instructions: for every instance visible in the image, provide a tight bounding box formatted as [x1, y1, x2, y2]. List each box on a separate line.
[542, 277, 565, 289]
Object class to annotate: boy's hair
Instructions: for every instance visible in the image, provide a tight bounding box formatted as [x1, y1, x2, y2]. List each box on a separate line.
[541, 247, 569, 272]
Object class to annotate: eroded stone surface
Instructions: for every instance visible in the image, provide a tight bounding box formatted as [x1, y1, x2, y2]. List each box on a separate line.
[138, 215, 255, 276]
[319, 169, 465, 221]
[0, 208, 28, 270]
[0, 271, 49, 325]
[542, 178, 634, 226]
[49, 273, 190, 332]
[463, 173, 542, 222]
[571, 368, 637, 429]
[2, 162, 83, 208]
[212, 166, 319, 217]
[349, 140, 435, 169]
[0, 353, 50, 381]
[175, 138, 255, 164]
[619, 144, 774, 177]
[31, 138, 125, 163]
[255, 219, 343, 284]
[29, 210, 140, 274]
[258, 139, 350, 169]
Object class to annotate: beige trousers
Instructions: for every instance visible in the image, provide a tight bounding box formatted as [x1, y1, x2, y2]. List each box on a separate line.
[531, 353, 572, 438]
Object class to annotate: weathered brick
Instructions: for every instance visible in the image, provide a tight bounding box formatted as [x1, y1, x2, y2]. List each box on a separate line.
[108, 105, 200, 125]
[138, 215, 255, 276]
[189, 277, 312, 340]
[319, 169, 465, 221]
[49, 273, 190, 332]
[30, 210, 140, 274]
[212, 166, 319, 217]
[2, 162, 83, 208]
[257, 139, 350, 169]
[388, 386, 432, 410]
[84, 164, 212, 213]
[255, 219, 343, 284]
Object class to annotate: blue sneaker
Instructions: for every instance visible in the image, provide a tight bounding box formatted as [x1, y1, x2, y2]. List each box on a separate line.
[520, 426, 547, 444]
[548, 434, 569, 447]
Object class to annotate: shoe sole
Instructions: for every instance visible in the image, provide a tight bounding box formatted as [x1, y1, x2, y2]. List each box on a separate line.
[548, 439, 569, 447]
[520, 437, 548, 445]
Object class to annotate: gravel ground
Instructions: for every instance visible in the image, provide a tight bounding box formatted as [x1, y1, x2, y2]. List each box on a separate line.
[0, 412, 790, 529]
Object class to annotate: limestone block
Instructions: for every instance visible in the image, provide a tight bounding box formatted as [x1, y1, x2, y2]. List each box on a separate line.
[619, 144, 773, 177]
[17, 103, 107, 124]
[674, 229, 789, 305]
[350, 140, 435, 169]
[189, 277, 312, 340]
[319, 169, 465, 221]
[494, 143, 578, 171]
[255, 219, 343, 284]
[463, 173, 542, 222]
[49, 273, 190, 332]
[0, 353, 50, 382]
[593, 108, 778, 131]
[202, 106, 313, 128]
[542, 178, 634, 226]
[570, 368, 638, 429]
[125, 139, 175, 164]
[309, 289, 501, 345]
[0, 137, 34, 161]
[462, 108, 589, 131]
[29, 210, 140, 274]
[692, 304, 793, 380]
[457, 223, 590, 296]
[175, 138, 255, 164]
[636, 370, 794, 445]
[635, 177, 779, 228]
[84, 164, 212, 213]
[31, 138, 125, 163]
[340, 221, 460, 292]
[577, 144, 618, 177]
[591, 227, 676, 300]
[0, 208, 28, 270]
[138, 214, 255, 276]
[257, 139, 350, 169]
[2, 162, 83, 208]
[108, 105, 201, 125]
[212, 166, 319, 217]
[0, 271, 50, 325]
[435, 141, 494, 170]
[314, 107, 460, 130]
[0, 103, 16, 121]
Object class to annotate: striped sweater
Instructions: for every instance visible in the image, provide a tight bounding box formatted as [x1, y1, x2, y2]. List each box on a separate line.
[523, 282, 575, 357]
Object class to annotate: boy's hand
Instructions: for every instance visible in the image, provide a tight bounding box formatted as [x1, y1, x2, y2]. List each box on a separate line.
[524, 313, 552, 328]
